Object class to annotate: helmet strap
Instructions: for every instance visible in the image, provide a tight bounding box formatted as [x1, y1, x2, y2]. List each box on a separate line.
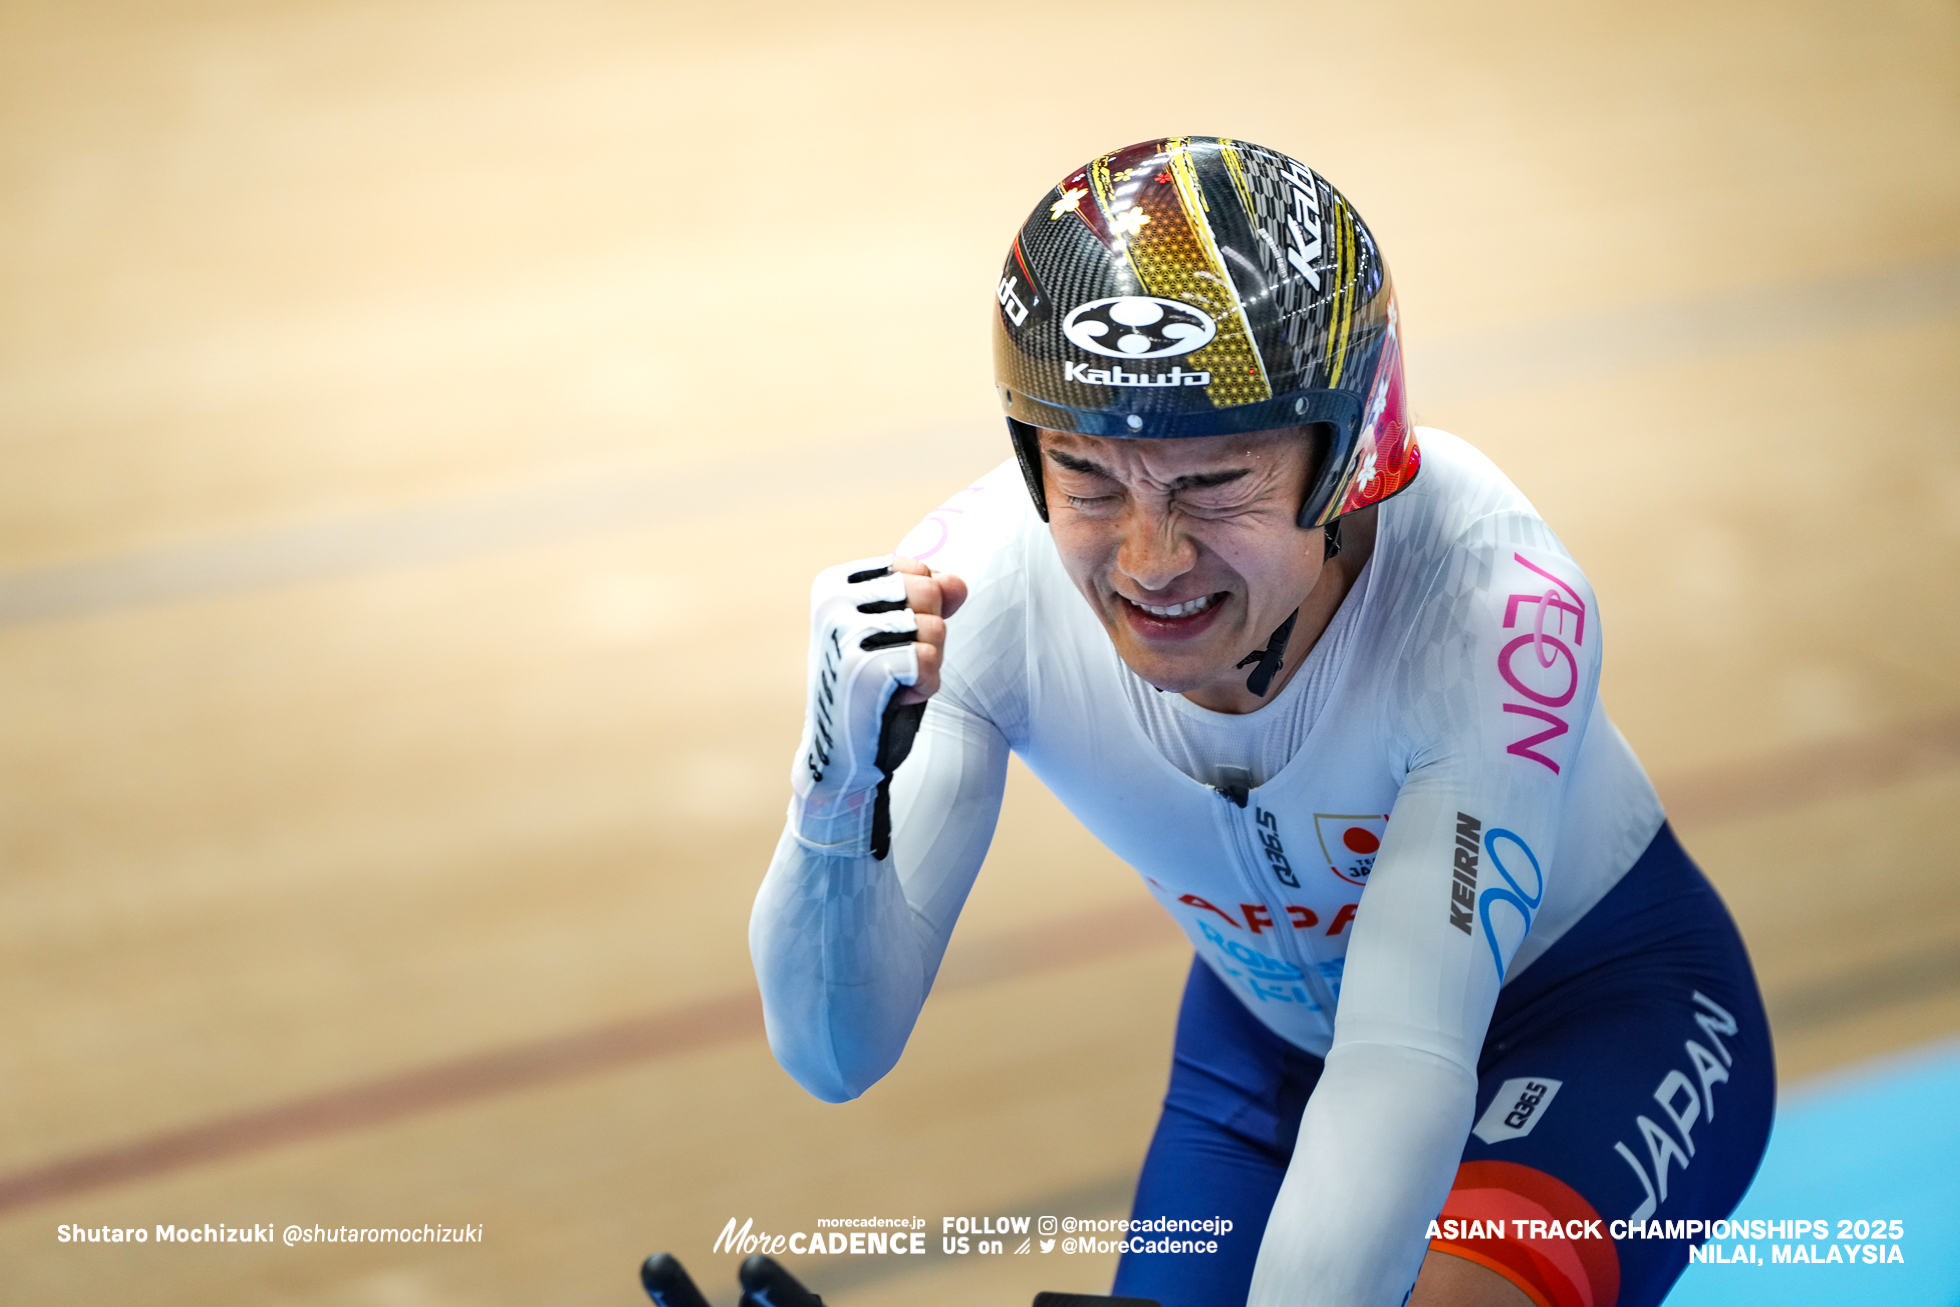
[1237, 607, 1301, 698]
[1006, 419, 1049, 521]
[1324, 517, 1343, 560]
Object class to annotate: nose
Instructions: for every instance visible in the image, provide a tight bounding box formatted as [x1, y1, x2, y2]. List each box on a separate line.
[1115, 503, 1196, 594]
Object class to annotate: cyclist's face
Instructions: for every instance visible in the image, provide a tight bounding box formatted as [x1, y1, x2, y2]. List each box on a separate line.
[1041, 426, 1322, 712]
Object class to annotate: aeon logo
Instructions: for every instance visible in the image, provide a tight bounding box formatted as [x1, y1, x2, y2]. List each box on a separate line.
[1496, 553, 1587, 775]
[1062, 296, 1216, 358]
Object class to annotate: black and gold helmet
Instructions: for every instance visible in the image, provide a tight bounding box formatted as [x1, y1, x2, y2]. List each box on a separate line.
[994, 136, 1420, 528]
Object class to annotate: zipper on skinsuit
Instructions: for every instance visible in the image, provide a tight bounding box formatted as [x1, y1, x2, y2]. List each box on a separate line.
[1210, 780, 1340, 1019]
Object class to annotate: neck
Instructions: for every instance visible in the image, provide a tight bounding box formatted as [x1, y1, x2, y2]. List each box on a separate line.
[1181, 504, 1379, 714]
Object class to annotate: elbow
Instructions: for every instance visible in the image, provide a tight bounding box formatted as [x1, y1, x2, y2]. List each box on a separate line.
[768, 1033, 865, 1103]
[763, 1011, 899, 1105]
[791, 1071, 865, 1106]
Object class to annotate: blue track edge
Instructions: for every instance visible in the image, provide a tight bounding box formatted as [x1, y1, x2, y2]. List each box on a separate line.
[1663, 1037, 1960, 1306]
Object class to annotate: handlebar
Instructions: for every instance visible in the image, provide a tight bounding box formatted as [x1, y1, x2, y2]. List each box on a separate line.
[639, 1252, 1162, 1307]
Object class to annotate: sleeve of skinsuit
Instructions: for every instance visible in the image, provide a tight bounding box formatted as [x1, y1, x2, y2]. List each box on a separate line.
[749, 556, 1013, 1103]
[1248, 511, 1603, 1307]
[751, 464, 1033, 1103]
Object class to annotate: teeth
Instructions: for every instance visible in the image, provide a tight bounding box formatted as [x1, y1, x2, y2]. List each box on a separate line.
[1137, 594, 1216, 618]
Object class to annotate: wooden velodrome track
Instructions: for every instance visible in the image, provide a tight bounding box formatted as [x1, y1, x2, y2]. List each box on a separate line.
[2, 1, 1956, 1303]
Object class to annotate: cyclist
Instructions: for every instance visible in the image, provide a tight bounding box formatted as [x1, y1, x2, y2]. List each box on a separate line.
[750, 137, 1772, 1307]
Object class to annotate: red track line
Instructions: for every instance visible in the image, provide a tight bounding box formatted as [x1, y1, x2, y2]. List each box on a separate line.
[0, 902, 1180, 1215]
[2, 711, 1954, 1215]
[0, 992, 761, 1215]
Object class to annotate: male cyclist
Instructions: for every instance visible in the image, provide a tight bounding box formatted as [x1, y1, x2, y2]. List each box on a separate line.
[751, 137, 1772, 1307]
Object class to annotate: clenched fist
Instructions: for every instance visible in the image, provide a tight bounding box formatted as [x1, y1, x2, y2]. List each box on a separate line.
[789, 554, 968, 860]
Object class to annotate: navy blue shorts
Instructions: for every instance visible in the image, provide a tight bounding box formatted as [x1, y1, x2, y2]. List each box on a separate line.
[1111, 823, 1774, 1307]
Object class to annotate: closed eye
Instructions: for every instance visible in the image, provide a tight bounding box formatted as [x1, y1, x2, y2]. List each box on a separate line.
[1173, 487, 1265, 518]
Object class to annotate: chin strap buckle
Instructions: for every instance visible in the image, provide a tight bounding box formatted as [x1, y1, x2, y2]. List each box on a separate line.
[1237, 607, 1301, 697]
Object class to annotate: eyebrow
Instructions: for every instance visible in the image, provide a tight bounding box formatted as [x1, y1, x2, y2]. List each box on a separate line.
[1046, 448, 1252, 492]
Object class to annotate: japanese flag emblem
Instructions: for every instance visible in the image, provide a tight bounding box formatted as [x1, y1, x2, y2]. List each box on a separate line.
[1314, 813, 1389, 886]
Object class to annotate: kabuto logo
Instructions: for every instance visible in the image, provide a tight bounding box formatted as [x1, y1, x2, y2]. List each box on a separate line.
[1062, 296, 1217, 359]
[1062, 360, 1210, 388]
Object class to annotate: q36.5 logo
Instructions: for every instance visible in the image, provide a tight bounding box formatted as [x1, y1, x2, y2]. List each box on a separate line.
[1062, 296, 1216, 359]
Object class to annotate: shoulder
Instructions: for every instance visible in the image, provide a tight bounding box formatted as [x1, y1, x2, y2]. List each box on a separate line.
[1371, 431, 1599, 684]
[892, 460, 1048, 732]
[1373, 429, 1582, 591]
[1379, 429, 1541, 554]
[893, 458, 1041, 585]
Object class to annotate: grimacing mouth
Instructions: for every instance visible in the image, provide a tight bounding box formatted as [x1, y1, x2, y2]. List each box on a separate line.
[1117, 590, 1230, 620]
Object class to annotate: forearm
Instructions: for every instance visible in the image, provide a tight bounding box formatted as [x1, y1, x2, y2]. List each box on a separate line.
[750, 832, 940, 1102]
[753, 693, 1009, 1102]
[1239, 773, 1553, 1305]
[1249, 1042, 1476, 1307]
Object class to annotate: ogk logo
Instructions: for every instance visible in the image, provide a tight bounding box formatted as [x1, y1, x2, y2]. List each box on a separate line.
[1062, 296, 1216, 358]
